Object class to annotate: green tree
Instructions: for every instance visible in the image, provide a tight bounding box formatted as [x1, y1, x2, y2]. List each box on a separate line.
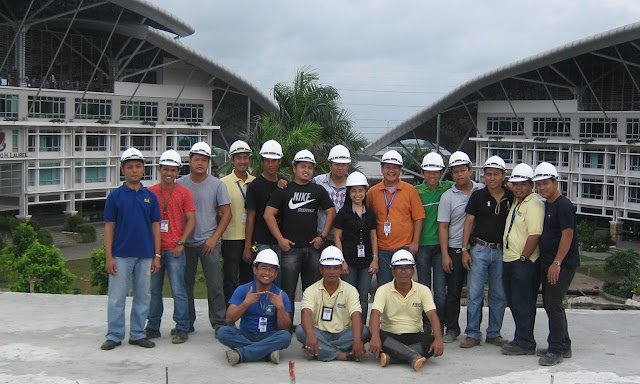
[244, 68, 367, 178]
[89, 246, 108, 295]
[10, 242, 75, 293]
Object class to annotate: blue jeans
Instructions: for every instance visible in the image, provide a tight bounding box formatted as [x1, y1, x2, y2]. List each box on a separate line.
[342, 266, 372, 324]
[503, 259, 539, 350]
[147, 250, 189, 332]
[295, 325, 371, 361]
[256, 244, 282, 287]
[281, 246, 321, 313]
[106, 257, 152, 342]
[217, 326, 291, 362]
[378, 247, 407, 287]
[184, 245, 226, 329]
[415, 245, 445, 322]
[464, 243, 506, 340]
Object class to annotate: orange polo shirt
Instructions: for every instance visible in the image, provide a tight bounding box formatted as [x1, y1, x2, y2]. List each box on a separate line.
[366, 180, 425, 250]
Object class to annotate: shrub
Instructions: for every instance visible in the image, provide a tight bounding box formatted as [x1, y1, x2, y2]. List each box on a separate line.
[632, 282, 640, 296]
[64, 215, 85, 232]
[76, 224, 96, 243]
[0, 216, 18, 232]
[37, 229, 53, 246]
[604, 249, 640, 277]
[593, 229, 613, 251]
[10, 242, 75, 293]
[89, 246, 108, 295]
[603, 277, 640, 299]
[11, 224, 38, 256]
[26, 219, 40, 231]
[0, 236, 5, 250]
[577, 221, 595, 251]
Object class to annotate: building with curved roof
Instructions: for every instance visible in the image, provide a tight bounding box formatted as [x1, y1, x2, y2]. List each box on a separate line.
[0, 0, 277, 222]
[365, 20, 640, 236]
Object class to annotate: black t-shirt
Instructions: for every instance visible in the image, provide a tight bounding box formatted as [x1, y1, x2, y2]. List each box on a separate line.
[245, 174, 281, 244]
[539, 194, 580, 269]
[465, 186, 514, 243]
[267, 181, 334, 247]
[334, 204, 377, 268]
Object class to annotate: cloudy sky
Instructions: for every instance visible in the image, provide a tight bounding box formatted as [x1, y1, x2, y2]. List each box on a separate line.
[154, 0, 640, 143]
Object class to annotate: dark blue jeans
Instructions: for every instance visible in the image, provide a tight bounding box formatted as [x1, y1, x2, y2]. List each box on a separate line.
[415, 245, 445, 322]
[444, 248, 466, 335]
[280, 246, 321, 313]
[222, 240, 253, 305]
[343, 266, 372, 324]
[503, 259, 539, 350]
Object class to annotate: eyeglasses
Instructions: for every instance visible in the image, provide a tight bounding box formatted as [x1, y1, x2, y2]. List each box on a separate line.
[256, 265, 277, 273]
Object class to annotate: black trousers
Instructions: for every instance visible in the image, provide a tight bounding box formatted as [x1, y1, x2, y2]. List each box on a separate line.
[541, 263, 575, 354]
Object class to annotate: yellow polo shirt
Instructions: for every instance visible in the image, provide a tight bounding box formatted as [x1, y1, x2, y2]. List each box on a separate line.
[221, 171, 255, 240]
[502, 193, 544, 262]
[372, 280, 436, 334]
[301, 278, 361, 333]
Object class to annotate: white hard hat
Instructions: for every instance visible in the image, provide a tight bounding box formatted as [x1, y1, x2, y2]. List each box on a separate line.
[259, 140, 283, 159]
[448, 151, 472, 167]
[381, 150, 403, 166]
[292, 149, 316, 165]
[254, 249, 279, 267]
[120, 147, 144, 164]
[345, 171, 368, 188]
[484, 155, 506, 171]
[229, 140, 251, 156]
[190, 141, 212, 158]
[319, 246, 345, 266]
[327, 144, 351, 164]
[421, 152, 445, 171]
[509, 163, 534, 183]
[390, 249, 415, 266]
[159, 149, 182, 167]
[532, 162, 559, 182]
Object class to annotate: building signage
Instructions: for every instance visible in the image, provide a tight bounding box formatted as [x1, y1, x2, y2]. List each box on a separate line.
[0, 130, 26, 158]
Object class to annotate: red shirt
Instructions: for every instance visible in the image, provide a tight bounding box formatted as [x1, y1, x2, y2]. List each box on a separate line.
[149, 183, 196, 251]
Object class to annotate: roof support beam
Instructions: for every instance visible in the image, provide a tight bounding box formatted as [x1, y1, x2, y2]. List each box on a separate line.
[573, 58, 609, 119]
[165, 68, 195, 122]
[118, 45, 156, 67]
[115, 39, 146, 79]
[119, 59, 180, 81]
[0, 0, 34, 79]
[536, 69, 566, 121]
[512, 75, 576, 92]
[549, 64, 578, 89]
[48, 32, 111, 79]
[210, 84, 230, 125]
[24, 2, 106, 28]
[25, 0, 57, 22]
[615, 45, 640, 95]
[498, 80, 524, 132]
[590, 51, 640, 69]
[399, 141, 422, 171]
[121, 48, 161, 117]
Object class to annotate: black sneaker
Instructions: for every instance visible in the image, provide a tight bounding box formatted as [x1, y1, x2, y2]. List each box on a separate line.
[129, 338, 155, 348]
[171, 326, 194, 335]
[100, 340, 121, 350]
[145, 328, 161, 339]
[536, 348, 572, 358]
[501, 342, 535, 355]
[539, 351, 564, 366]
[172, 330, 188, 344]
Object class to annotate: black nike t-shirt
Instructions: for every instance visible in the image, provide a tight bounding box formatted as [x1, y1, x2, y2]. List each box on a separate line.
[267, 181, 334, 247]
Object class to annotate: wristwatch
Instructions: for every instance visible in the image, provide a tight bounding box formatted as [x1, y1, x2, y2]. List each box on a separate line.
[553, 260, 561, 266]
[154, 253, 161, 258]
[177, 239, 185, 246]
[520, 255, 526, 262]
[320, 235, 328, 242]
[461, 246, 468, 252]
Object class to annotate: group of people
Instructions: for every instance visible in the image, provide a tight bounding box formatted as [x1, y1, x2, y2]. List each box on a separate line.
[99, 138, 579, 370]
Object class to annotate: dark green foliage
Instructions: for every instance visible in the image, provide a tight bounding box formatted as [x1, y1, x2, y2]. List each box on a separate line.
[593, 230, 613, 252]
[10, 242, 75, 293]
[64, 215, 85, 231]
[37, 229, 53, 246]
[75, 224, 96, 243]
[602, 250, 640, 298]
[26, 219, 40, 231]
[89, 246, 108, 295]
[577, 221, 595, 251]
[0, 216, 18, 232]
[11, 224, 38, 256]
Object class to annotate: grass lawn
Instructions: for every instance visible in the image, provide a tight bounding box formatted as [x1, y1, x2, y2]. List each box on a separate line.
[65, 258, 210, 298]
[577, 253, 610, 282]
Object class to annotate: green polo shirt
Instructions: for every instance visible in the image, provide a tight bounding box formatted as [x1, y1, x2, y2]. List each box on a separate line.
[415, 180, 454, 245]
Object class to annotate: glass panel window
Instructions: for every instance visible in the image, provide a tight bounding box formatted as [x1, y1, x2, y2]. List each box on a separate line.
[579, 118, 617, 138]
[86, 131, 107, 151]
[582, 152, 604, 169]
[120, 165, 152, 182]
[0, 94, 19, 118]
[131, 132, 153, 151]
[75, 98, 112, 119]
[120, 101, 157, 121]
[38, 130, 61, 152]
[85, 161, 107, 183]
[39, 162, 61, 185]
[536, 150, 558, 164]
[532, 117, 570, 137]
[12, 129, 18, 152]
[486, 117, 524, 136]
[28, 163, 35, 186]
[489, 146, 522, 164]
[75, 161, 82, 184]
[581, 179, 603, 199]
[28, 96, 65, 119]
[630, 153, 640, 171]
[629, 182, 640, 203]
[167, 103, 204, 122]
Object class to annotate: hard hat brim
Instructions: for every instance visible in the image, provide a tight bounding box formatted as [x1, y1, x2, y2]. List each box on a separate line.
[421, 166, 444, 171]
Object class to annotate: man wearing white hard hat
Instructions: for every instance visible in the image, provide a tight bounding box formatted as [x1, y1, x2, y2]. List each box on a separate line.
[533, 162, 579, 366]
[296, 246, 369, 361]
[101, 148, 161, 351]
[218, 249, 292, 366]
[460, 155, 512, 348]
[177, 141, 232, 334]
[265, 149, 336, 317]
[367, 150, 425, 286]
[437, 151, 484, 343]
[221, 140, 256, 305]
[145, 150, 195, 344]
[500, 163, 544, 356]
[369, 250, 444, 371]
[414, 152, 453, 329]
[314, 144, 352, 248]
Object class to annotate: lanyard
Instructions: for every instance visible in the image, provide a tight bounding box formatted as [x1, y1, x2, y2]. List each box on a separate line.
[383, 189, 398, 220]
[504, 201, 522, 250]
[159, 183, 176, 218]
[236, 180, 247, 200]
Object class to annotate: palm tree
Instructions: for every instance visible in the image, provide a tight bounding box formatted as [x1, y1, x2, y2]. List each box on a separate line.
[244, 68, 367, 178]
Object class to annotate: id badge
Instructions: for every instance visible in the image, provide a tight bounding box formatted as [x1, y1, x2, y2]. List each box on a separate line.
[160, 220, 169, 233]
[321, 306, 333, 322]
[383, 221, 391, 237]
[357, 244, 365, 258]
[241, 212, 247, 225]
[258, 316, 268, 333]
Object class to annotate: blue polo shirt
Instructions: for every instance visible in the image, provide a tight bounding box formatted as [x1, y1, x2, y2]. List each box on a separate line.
[104, 183, 160, 259]
[229, 281, 292, 333]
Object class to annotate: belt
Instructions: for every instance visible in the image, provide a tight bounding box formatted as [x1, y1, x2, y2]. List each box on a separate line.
[473, 237, 501, 250]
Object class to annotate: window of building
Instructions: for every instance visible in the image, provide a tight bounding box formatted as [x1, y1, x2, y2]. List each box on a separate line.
[85, 161, 107, 183]
[27, 163, 35, 186]
[629, 182, 640, 204]
[630, 152, 640, 171]
[0, 163, 21, 195]
[119, 165, 153, 182]
[120, 131, 154, 151]
[489, 146, 522, 164]
[28, 96, 65, 119]
[486, 117, 524, 136]
[532, 117, 570, 137]
[27, 129, 61, 152]
[166, 131, 200, 151]
[0, 94, 18, 118]
[120, 101, 157, 121]
[579, 118, 617, 138]
[581, 179, 614, 200]
[38, 162, 61, 185]
[74, 133, 83, 152]
[167, 103, 204, 122]
[86, 131, 107, 151]
[75, 98, 112, 120]
[583, 152, 604, 168]
[12, 129, 18, 152]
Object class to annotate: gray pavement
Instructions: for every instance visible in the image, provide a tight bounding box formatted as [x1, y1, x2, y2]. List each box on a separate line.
[0, 292, 639, 384]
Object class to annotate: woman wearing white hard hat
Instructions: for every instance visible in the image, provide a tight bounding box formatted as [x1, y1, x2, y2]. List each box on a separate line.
[334, 171, 378, 323]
